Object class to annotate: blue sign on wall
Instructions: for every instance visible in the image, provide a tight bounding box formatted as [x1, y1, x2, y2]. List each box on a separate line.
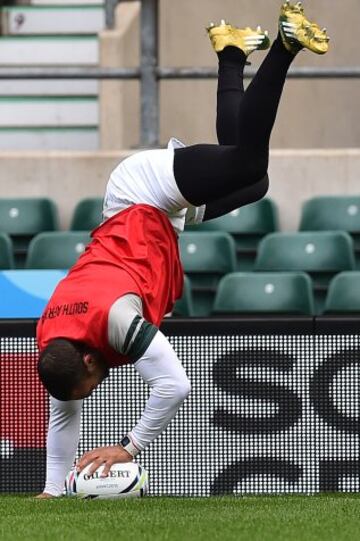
[0, 270, 66, 318]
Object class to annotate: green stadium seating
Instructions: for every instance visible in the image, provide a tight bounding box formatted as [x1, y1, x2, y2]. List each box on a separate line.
[26, 231, 91, 269]
[299, 196, 360, 268]
[186, 198, 278, 270]
[323, 272, 360, 314]
[255, 232, 355, 313]
[213, 272, 314, 315]
[70, 198, 103, 231]
[173, 275, 194, 317]
[0, 232, 15, 270]
[0, 198, 58, 268]
[179, 231, 236, 316]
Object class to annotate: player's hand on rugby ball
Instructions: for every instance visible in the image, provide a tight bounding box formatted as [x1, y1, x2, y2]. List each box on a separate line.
[77, 445, 133, 477]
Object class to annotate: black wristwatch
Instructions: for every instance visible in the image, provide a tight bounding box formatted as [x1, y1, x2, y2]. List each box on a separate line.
[120, 435, 140, 457]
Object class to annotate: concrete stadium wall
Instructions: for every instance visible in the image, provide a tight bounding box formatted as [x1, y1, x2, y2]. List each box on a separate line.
[0, 149, 359, 231]
[99, 2, 139, 150]
[102, 0, 360, 150]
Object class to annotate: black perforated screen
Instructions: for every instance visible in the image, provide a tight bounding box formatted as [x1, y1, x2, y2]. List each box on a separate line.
[0, 319, 359, 495]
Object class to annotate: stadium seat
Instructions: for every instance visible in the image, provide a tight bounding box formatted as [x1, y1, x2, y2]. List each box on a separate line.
[0, 198, 58, 268]
[186, 198, 278, 270]
[0, 232, 15, 270]
[25, 232, 91, 269]
[179, 231, 236, 316]
[213, 272, 314, 315]
[173, 275, 194, 317]
[323, 272, 360, 314]
[254, 232, 356, 313]
[70, 198, 103, 231]
[299, 196, 360, 268]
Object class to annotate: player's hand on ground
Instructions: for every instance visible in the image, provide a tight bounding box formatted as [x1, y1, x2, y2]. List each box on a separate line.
[35, 492, 56, 499]
[77, 445, 133, 477]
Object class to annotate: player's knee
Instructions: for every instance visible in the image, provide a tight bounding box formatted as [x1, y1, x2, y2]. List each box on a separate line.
[244, 146, 268, 179]
[256, 174, 269, 200]
[249, 158, 268, 183]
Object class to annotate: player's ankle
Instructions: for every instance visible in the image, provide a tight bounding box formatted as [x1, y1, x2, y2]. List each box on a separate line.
[274, 32, 300, 56]
[217, 46, 247, 65]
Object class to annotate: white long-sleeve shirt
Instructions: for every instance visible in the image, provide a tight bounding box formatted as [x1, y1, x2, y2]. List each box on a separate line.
[44, 330, 191, 497]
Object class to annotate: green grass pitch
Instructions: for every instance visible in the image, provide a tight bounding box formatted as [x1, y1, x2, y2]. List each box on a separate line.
[1, 495, 359, 541]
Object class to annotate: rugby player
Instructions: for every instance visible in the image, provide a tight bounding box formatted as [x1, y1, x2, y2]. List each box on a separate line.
[36, 1, 329, 497]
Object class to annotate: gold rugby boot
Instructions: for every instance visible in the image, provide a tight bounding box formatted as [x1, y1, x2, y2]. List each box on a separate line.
[207, 21, 270, 57]
[279, 1, 330, 54]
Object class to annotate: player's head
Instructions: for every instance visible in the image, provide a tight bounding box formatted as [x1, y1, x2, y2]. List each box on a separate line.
[37, 338, 109, 401]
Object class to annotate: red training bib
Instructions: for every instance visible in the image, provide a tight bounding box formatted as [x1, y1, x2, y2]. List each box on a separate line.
[37, 204, 184, 367]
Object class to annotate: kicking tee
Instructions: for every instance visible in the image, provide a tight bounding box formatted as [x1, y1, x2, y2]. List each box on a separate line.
[37, 204, 184, 367]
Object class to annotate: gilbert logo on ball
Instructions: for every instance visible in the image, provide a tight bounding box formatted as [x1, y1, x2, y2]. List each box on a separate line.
[65, 462, 148, 499]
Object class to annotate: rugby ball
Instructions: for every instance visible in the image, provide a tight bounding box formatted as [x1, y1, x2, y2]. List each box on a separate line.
[65, 462, 148, 499]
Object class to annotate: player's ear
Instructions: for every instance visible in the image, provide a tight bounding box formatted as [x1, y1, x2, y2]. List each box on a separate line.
[83, 352, 97, 373]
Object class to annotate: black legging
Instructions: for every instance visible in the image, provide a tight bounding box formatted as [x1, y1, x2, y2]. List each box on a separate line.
[173, 36, 295, 220]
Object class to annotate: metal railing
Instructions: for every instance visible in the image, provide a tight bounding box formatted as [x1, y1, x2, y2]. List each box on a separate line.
[1, 0, 360, 147]
[105, 0, 120, 29]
